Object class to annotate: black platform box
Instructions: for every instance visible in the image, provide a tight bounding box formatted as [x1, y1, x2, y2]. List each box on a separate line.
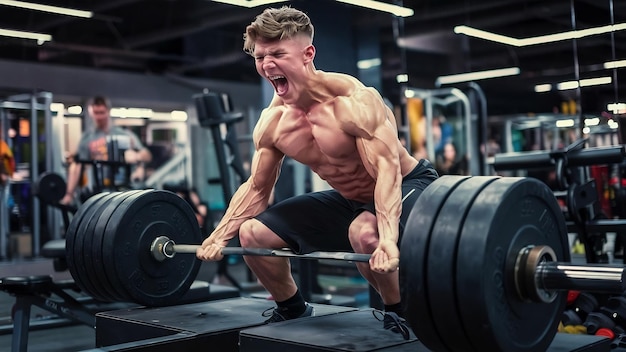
[239, 309, 421, 352]
[95, 297, 357, 351]
[239, 309, 612, 352]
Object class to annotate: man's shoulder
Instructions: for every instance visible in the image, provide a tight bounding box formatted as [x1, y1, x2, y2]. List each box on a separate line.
[323, 72, 364, 96]
[331, 85, 381, 111]
[256, 105, 284, 132]
[321, 75, 384, 113]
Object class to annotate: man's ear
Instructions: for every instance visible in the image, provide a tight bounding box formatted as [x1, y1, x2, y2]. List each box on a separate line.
[303, 44, 315, 63]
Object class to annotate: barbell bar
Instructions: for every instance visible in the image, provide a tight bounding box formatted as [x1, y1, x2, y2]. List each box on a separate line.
[63, 175, 626, 352]
[150, 235, 372, 263]
[513, 245, 624, 303]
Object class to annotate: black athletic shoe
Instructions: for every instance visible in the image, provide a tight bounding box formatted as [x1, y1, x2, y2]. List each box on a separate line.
[262, 303, 315, 323]
[373, 310, 410, 340]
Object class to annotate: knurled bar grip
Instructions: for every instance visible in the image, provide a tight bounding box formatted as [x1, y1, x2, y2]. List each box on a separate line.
[168, 243, 371, 262]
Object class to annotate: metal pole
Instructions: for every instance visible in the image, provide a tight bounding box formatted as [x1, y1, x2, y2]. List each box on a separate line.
[569, 0, 583, 125]
[466, 83, 489, 175]
[449, 89, 474, 174]
[608, 0, 619, 107]
[30, 93, 40, 257]
[42, 92, 60, 239]
[0, 107, 7, 259]
[424, 93, 434, 163]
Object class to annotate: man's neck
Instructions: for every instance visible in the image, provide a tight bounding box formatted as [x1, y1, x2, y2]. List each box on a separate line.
[290, 69, 335, 110]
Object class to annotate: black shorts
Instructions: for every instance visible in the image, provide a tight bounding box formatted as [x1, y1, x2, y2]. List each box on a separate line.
[254, 159, 439, 254]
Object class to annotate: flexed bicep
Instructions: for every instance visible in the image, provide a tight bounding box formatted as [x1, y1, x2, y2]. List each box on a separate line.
[337, 87, 402, 178]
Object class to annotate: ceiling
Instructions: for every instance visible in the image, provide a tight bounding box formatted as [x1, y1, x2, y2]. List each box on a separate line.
[0, 0, 625, 116]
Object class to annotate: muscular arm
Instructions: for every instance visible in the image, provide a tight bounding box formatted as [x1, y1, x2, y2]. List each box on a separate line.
[61, 137, 88, 205]
[125, 131, 152, 164]
[61, 161, 82, 203]
[338, 88, 403, 271]
[198, 110, 284, 261]
[137, 148, 152, 163]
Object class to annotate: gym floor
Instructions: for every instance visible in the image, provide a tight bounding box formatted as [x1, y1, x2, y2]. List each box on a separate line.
[0, 256, 371, 351]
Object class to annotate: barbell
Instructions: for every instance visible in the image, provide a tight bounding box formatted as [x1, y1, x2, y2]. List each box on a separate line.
[64, 175, 626, 352]
[150, 235, 372, 263]
[149, 235, 622, 304]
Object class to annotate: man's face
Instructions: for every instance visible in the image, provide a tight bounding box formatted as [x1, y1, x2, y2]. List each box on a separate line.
[89, 104, 110, 130]
[253, 36, 312, 99]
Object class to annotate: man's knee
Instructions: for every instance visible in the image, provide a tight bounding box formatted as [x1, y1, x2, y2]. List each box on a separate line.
[349, 212, 378, 252]
[239, 219, 256, 247]
[239, 219, 273, 247]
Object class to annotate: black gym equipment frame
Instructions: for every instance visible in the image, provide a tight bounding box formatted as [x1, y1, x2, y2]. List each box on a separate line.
[0, 275, 134, 352]
[493, 139, 626, 264]
[194, 91, 249, 290]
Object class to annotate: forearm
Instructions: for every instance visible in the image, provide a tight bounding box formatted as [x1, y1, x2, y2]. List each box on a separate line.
[124, 148, 151, 165]
[208, 180, 272, 244]
[138, 148, 152, 163]
[65, 162, 82, 195]
[374, 171, 402, 244]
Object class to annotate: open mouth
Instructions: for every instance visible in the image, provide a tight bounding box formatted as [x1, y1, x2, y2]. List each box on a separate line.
[268, 75, 288, 96]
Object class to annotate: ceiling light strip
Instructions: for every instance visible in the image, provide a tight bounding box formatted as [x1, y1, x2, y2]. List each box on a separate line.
[557, 81, 580, 90]
[455, 23, 626, 47]
[454, 26, 520, 46]
[608, 103, 626, 113]
[553, 76, 613, 91]
[580, 76, 612, 87]
[211, 0, 287, 8]
[604, 59, 626, 69]
[534, 84, 552, 93]
[0, 28, 51, 44]
[212, 0, 413, 17]
[520, 23, 626, 46]
[335, 0, 413, 17]
[436, 67, 520, 85]
[0, 0, 92, 18]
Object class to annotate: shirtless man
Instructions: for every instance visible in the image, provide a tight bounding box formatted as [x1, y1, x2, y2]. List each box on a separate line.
[196, 7, 438, 335]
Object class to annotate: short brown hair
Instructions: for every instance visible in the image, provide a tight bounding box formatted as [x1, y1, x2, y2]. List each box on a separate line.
[243, 6, 314, 56]
[90, 96, 111, 109]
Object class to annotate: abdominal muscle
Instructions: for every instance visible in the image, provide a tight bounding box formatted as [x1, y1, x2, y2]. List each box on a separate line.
[312, 162, 375, 202]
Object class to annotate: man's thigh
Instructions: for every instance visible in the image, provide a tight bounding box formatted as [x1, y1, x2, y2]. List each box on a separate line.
[255, 191, 356, 253]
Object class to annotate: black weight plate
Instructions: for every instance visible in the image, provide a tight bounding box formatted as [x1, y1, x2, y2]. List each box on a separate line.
[65, 192, 111, 301]
[103, 189, 203, 306]
[427, 176, 498, 351]
[92, 190, 150, 302]
[400, 175, 470, 352]
[76, 192, 124, 301]
[456, 177, 569, 352]
[33, 172, 66, 204]
[87, 190, 146, 302]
